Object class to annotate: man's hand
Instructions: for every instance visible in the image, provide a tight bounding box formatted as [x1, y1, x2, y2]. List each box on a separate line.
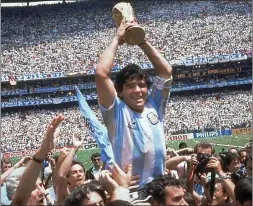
[60, 147, 70, 156]
[38, 114, 64, 158]
[72, 133, 84, 149]
[206, 157, 223, 175]
[98, 170, 118, 195]
[188, 154, 198, 171]
[129, 175, 140, 190]
[115, 21, 136, 45]
[109, 163, 132, 189]
[99, 163, 132, 195]
[14, 156, 32, 168]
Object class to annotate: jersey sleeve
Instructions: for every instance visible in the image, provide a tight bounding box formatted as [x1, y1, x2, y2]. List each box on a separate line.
[99, 97, 120, 127]
[149, 76, 173, 120]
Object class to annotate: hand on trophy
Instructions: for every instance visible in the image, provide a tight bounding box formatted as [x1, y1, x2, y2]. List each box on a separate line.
[112, 2, 145, 46]
[115, 21, 136, 45]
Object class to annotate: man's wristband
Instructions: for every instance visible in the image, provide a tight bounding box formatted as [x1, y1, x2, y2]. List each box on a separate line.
[33, 155, 44, 163]
[218, 173, 229, 180]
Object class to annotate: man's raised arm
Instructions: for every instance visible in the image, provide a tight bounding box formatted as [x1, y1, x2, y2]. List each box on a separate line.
[11, 114, 64, 205]
[95, 22, 135, 108]
[139, 40, 172, 80]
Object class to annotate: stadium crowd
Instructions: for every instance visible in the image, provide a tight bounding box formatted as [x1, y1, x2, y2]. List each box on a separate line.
[1, 1, 252, 206]
[2, 89, 251, 152]
[1, 0, 252, 75]
[1, 115, 252, 205]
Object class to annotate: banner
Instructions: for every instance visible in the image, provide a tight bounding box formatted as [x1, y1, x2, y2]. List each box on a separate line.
[75, 86, 114, 164]
[231, 128, 252, 135]
[166, 133, 193, 141]
[194, 131, 221, 138]
[3, 144, 99, 159]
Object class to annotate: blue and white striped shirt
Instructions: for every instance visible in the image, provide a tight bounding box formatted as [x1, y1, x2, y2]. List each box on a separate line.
[100, 76, 173, 186]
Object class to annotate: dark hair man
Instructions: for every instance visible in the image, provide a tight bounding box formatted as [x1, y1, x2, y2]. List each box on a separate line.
[238, 149, 247, 164]
[146, 175, 188, 206]
[64, 180, 107, 206]
[234, 177, 252, 206]
[85, 152, 102, 180]
[179, 142, 187, 149]
[95, 20, 172, 188]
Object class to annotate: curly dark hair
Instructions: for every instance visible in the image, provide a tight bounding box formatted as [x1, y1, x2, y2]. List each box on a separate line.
[223, 152, 240, 167]
[64, 180, 107, 206]
[234, 177, 252, 205]
[114, 63, 149, 94]
[145, 174, 185, 204]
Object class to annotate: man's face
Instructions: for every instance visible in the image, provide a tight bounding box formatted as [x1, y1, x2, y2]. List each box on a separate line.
[228, 158, 240, 173]
[239, 151, 247, 163]
[119, 78, 148, 113]
[46, 152, 52, 160]
[196, 147, 212, 155]
[27, 179, 45, 205]
[68, 164, 85, 190]
[81, 191, 104, 206]
[2, 162, 12, 173]
[92, 157, 101, 167]
[164, 186, 188, 206]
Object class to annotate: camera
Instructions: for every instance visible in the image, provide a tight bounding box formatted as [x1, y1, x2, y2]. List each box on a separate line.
[231, 170, 246, 183]
[195, 153, 213, 176]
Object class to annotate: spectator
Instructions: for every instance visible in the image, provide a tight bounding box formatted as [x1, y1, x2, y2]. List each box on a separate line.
[234, 177, 252, 206]
[146, 175, 188, 206]
[238, 149, 247, 164]
[85, 152, 103, 181]
[64, 180, 107, 206]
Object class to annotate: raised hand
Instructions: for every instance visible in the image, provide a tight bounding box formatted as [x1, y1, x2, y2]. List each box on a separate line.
[115, 21, 136, 45]
[72, 133, 84, 148]
[40, 114, 64, 156]
[108, 163, 132, 189]
[129, 175, 140, 190]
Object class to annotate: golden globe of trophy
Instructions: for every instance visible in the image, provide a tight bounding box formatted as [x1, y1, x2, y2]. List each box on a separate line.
[112, 2, 145, 46]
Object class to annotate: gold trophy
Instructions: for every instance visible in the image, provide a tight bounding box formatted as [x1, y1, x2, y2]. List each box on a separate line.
[112, 2, 145, 46]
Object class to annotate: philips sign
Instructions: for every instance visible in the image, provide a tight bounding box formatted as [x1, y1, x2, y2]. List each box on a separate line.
[194, 131, 220, 139]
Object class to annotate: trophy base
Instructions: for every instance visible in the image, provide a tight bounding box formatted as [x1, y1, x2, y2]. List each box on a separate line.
[124, 26, 145, 46]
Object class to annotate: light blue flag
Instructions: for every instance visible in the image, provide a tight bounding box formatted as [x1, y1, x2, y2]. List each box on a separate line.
[75, 86, 114, 164]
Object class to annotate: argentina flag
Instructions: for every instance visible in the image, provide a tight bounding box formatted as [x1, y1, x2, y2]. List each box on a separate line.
[75, 86, 114, 164]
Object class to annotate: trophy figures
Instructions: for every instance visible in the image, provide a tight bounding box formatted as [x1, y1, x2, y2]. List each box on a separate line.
[112, 2, 145, 46]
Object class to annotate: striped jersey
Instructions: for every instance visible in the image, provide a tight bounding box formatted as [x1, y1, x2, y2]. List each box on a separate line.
[99, 76, 173, 186]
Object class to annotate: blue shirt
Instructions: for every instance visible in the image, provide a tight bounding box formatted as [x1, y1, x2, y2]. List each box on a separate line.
[100, 76, 173, 186]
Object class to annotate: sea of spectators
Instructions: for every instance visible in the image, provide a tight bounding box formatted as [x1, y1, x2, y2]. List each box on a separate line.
[1, 119, 252, 205]
[1, 0, 252, 75]
[1, 1, 252, 205]
[1, 88, 251, 152]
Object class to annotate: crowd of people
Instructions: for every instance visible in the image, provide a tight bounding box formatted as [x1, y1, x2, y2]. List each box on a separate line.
[1, 1, 252, 205]
[1, 88, 251, 152]
[1, 116, 252, 205]
[1, 0, 252, 75]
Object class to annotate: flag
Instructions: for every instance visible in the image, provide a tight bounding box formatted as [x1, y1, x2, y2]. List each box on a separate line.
[75, 86, 114, 164]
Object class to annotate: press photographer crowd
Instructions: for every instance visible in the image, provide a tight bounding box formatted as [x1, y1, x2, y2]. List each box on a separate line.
[1, 0, 252, 205]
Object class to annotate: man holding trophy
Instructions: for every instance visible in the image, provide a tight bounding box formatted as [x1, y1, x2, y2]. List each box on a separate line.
[95, 2, 173, 202]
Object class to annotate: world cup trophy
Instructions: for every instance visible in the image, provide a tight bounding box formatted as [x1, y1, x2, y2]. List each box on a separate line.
[112, 2, 145, 46]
